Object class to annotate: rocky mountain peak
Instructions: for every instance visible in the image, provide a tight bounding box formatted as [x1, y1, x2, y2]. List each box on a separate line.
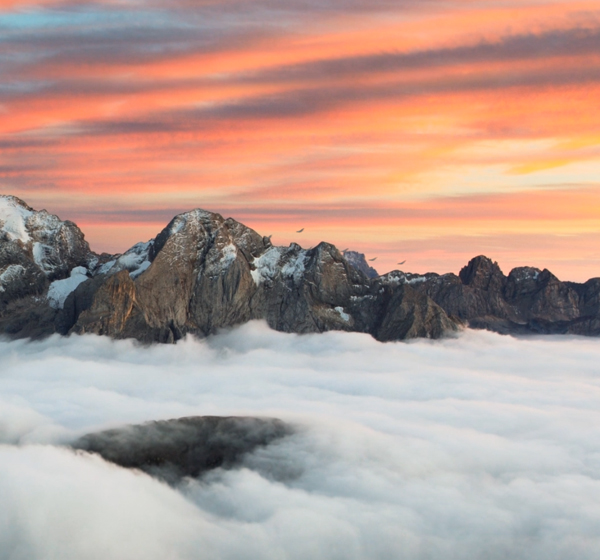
[459, 255, 505, 291]
[2, 195, 600, 342]
[0, 195, 95, 315]
[0, 194, 93, 276]
[64, 205, 458, 342]
[341, 250, 378, 279]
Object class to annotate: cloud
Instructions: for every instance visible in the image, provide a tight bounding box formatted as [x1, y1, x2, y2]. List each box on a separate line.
[1, 323, 600, 559]
[0, 0, 433, 15]
[242, 26, 600, 84]
[9, 59, 598, 139]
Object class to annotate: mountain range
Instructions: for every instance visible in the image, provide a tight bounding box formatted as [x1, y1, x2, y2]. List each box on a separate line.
[1, 194, 599, 342]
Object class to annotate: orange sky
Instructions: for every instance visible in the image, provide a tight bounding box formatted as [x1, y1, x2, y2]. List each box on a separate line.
[1, 0, 600, 280]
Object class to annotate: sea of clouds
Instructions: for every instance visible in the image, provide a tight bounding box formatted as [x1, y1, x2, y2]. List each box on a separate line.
[1, 322, 600, 560]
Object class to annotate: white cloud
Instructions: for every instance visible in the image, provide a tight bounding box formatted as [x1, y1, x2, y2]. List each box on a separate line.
[1, 323, 600, 559]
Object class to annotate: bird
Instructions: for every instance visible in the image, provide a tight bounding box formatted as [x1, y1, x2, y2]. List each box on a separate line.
[397, 260, 406, 265]
[296, 228, 304, 233]
[369, 257, 377, 262]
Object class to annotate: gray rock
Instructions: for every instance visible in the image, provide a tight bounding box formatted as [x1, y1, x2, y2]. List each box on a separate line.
[67, 209, 459, 342]
[18, 194, 600, 342]
[0, 196, 96, 337]
[408, 255, 600, 335]
[342, 250, 379, 279]
[71, 416, 293, 484]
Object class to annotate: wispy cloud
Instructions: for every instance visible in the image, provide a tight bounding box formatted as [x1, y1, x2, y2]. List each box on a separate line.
[1, 0, 600, 277]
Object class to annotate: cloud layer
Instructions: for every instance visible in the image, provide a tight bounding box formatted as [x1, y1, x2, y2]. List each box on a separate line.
[1, 323, 600, 559]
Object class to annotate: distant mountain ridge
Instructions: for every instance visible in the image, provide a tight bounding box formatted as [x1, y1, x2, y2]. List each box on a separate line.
[0, 194, 598, 342]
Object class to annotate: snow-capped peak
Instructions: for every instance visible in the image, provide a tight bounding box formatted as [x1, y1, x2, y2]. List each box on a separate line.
[0, 195, 92, 279]
[0, 196, 33, 243]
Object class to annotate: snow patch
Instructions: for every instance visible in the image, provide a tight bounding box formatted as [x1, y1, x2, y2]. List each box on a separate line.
[334, 306, 350, 322]
[381, 271, 432, 286]
[47, 267, 88, 309]
[251, 247, 283, 285]
[170, 209, 216, 236]
[206, 242, 238, 275]
[170, 217, 186, 235]
[0, 265, 26, 292]
[407, 276, 428, 285]
[32, 242, 46, 267]
[0, 197, 32, 243]
[251, 247, 308, 285]
[0, 196, 88, 277]
[98, 241, 154, 279]
[515, 268, 541, 281]
[32, 242, 55, 273]
[281, 250, 307, 282]
[130, 260, 151, 279]
[87, 256, 99, 272]
[98, 259, 117, 275]
[219, 243, 238, 270]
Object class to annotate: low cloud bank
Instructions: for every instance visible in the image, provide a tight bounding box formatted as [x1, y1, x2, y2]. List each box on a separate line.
[1, 322, 600, 559]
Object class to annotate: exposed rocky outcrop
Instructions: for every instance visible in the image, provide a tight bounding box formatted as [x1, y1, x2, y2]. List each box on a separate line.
[0, 196, 99, 337]
[342, 250, 379, 279]
[2, 194, 600, 342]
[66, 207, 458, 342]
[390, 255, 600, 335]
[71, 416, 293, 484]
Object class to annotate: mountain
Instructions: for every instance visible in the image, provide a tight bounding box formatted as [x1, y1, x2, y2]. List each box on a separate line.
[341, 250, 379, 279]
[0, 196, 98, 337]
[0, 194, 598, 342]
[389, 255, 600, 335]
[0, 196, 456, 341]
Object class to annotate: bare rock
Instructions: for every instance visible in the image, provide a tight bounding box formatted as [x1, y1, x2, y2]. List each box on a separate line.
[71, 416, 293, 484]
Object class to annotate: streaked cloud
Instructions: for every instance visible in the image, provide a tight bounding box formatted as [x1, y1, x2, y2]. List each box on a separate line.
[1, 0, 600, 278]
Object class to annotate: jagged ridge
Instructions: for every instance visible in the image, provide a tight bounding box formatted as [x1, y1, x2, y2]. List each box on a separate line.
[1, 194, 598, 342]
[390, 255, 600, 335]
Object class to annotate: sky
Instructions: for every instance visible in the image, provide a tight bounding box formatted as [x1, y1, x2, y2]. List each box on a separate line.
[1, 0, 600, 280]
[2, 324, 600, 559]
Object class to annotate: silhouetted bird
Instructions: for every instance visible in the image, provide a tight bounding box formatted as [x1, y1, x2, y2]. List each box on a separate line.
[369, 257, 377, 262]
[397, 260, 406, 265]
[296, 228, 304, 233]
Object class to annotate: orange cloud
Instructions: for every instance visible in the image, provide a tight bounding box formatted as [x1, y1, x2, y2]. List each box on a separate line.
[2, 0, 600, 280]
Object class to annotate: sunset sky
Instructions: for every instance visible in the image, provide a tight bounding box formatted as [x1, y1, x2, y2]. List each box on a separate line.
[1, 0, 600, 280]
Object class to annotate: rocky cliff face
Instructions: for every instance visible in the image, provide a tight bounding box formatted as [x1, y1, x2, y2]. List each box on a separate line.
[390, 255, 600, 335]
[0, 196, 98, 338]
[71, 208, 458, 342]
[2, 195, 599, 342]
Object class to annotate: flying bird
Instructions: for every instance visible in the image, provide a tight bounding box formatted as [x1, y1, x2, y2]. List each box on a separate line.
[369, 257, 377, 262]
[397, 260, 406, 265]
[296, 228, 304, 233]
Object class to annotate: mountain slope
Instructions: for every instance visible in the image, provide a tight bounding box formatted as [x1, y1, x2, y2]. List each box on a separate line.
[0, 196, 98, 337]
[384, 255, 600, 335]
[70, 208, 457, 342]
[2, 195, 599, 342]
[0, 197, 458, 342]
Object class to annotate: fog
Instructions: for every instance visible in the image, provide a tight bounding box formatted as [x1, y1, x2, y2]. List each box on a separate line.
[1, 322, 600, 559]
